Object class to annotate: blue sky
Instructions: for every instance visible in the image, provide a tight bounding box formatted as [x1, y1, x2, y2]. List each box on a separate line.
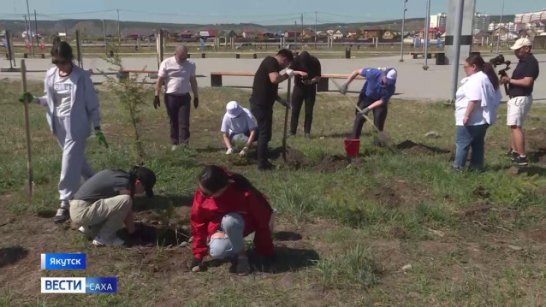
[1, 0, 544, 25]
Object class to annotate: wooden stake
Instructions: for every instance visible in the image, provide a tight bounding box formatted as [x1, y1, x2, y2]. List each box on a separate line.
[20, 60, 33, 200]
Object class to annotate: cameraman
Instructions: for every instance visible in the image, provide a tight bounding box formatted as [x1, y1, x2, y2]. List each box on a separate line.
[500, 38, 539, 166]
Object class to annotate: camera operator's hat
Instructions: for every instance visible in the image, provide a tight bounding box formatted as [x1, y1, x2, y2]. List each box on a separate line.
[510, 37, 532, 50]
[226, 101, 243, 118]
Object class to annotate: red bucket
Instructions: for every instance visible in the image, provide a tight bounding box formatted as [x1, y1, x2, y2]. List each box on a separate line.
[344, 139, 360, 158]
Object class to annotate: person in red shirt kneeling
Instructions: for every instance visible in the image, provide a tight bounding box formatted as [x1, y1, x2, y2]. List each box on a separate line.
[190, 165, 274, 275]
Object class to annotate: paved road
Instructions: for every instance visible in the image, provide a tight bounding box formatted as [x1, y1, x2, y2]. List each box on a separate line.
[2, 53, 545, 102]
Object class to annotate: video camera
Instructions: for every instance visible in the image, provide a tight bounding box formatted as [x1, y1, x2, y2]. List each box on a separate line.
[489, 54, 511, 78]
[489, 54, 511, 96]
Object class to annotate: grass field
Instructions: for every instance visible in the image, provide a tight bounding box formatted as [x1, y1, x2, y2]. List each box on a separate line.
[0, 78, 545, 306]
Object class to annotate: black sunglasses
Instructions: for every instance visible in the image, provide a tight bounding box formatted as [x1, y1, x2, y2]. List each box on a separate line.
[52, 59, 70, 65]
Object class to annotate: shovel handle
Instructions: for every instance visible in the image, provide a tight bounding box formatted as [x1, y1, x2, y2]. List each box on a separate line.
[21, 60, 33, 199]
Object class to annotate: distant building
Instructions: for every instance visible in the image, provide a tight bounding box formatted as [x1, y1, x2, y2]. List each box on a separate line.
[178, 30, 193, 40]
[242, 30, 258, 40]
[488, 22, 517, 33]
[198, 29, 217, 38]
[514, 10, 546, 34]
[332, 30, 344, 40]
[430, 13, 446, 32]
[474, 12, 490, 32]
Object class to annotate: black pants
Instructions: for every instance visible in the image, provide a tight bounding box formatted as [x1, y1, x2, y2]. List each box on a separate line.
[290, 86, 316, 135]
[250, 104, 273, 167]
[165, 93, 191, 145]
[351, 95, 388, 139]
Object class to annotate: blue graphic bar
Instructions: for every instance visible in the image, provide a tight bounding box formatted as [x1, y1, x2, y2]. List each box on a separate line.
[86, 277, 117, 294]
[40, 253, 86, 270]
[40, 277, 118, 294]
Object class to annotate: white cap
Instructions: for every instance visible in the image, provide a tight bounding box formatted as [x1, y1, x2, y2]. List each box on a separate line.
[386, 68, 397, 81]
[226, 101, 243, 118]
[510, 37, 532, 50]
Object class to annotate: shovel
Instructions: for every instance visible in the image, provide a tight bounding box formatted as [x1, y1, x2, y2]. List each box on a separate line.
[331, 78, 396, 151]
[20, 60, 33, 200]
[281, 77, 291, 162]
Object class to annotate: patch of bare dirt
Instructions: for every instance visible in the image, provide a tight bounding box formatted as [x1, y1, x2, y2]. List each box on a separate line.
[370, 186, 402, 208]
[313, 155, 351, 173]
[525, 226, 546, 243]
[271, 147, 357, 172]
[277, 147, 309, 170]
[396, 139, 451, 155]
[364, 178, 431, 209]
[130, 210, 190, 247]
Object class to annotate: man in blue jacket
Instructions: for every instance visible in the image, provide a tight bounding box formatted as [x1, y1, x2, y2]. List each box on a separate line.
[341, 67, 397, 140]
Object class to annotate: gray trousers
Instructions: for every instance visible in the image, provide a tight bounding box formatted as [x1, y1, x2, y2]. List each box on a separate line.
[54, 116, 94, 203]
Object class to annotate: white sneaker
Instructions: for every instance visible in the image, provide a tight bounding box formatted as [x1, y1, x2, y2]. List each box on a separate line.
[92, 235, 125, 247]
[78, 226, 95, 238]
[171, 145, 178, 151]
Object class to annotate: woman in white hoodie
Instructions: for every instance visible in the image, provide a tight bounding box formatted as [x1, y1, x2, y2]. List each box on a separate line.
[20, 39, 107, 223]
[453, 54, 502, 171]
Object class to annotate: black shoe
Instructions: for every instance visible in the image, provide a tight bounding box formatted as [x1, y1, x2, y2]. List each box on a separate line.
[53, 208, 70, 224]
[513, 155, 528, 167]
[258, 161, 275, 171]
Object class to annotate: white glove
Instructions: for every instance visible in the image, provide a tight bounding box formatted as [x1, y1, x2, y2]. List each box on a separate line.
[225, 148, 234, 155]
[285, 68, 294, 77]
[340, 83, 349, 95]
[239, 146, 248, 157]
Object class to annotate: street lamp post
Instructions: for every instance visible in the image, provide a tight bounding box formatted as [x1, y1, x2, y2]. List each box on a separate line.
[399, 0, 408, 62]
[423, 0, 431, 70]
[495, 0, 505, 54]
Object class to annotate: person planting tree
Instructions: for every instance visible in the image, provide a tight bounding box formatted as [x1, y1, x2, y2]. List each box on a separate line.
[190, 165, 275, 275]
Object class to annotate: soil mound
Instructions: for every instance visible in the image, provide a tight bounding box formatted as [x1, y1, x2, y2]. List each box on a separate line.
[396, 140, 450, 155]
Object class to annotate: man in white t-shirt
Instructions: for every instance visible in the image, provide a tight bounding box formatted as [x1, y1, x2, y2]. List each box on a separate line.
[221, 101, 257, 156]
[154, 45, 199, 150]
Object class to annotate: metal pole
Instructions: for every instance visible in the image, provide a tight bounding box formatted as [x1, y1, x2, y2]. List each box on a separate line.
[34, 9, 38, 52]
[117, 9, 121, 45]
[450, 0, 465, 103]
[399, 0, 408, 62]
[495, 0, 504, 54]
[76, 30, 83, 68]
[423, 0, 431, 70]
[23, 14, 29, 51]
[314, 11, 317, 49]
[301, 13, 304, 48]
[25, 0, 33, 56]
[102, 19, 107, 56]
[6, 30, 14, 69]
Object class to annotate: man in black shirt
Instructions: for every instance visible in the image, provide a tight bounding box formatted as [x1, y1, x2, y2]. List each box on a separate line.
[500, 38, 540, 166]
[289, 51, 321, 139]
[249, 49, 307, 170]
[70, 166, 156, 246]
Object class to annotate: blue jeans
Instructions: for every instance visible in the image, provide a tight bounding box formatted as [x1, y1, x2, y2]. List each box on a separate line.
[209, 213, 245, 260]
[453, 124, 489, 170]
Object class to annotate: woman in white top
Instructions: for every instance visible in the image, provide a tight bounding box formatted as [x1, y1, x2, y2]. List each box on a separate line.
[453, 54, 501, 171]
[20, 38, 107, 223]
